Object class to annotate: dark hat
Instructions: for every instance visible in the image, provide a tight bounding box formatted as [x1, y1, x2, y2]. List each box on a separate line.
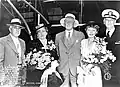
[84, 21, 105, 31]
[35, 23, 49, 33]
[7, 18, 25, 29]
[102, 9, 120, 20]
[35, 24, 45, 30]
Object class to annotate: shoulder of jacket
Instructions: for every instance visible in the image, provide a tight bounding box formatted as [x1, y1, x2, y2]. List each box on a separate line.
[81, 39, 86, 43]
[74, 30, 84, 36]
[0, 35, 9, 42]
[56, 31, 64, 37]
[19, 38, 25, 44]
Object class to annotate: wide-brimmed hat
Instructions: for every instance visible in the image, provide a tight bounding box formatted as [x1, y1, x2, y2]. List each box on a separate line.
[102, 9, 120, 20]
[84, 21, 106, 31]
[7, 18, 25, 29]
[60, 13, 79, 28]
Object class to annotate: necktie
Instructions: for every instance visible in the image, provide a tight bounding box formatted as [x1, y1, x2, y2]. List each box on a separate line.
[68, 32, 71, 39]
[16, 42, 22, 64]
[107, 31, 110, 37]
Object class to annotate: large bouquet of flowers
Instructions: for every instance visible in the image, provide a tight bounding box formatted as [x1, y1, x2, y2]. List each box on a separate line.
[81, 38, 116, 80]
[25, 40, 56, 70]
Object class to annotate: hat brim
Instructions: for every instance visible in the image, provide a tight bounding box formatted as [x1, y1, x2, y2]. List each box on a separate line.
[6, 24, 25, 29]
[60, 18, 79, 28]
[102, 9, 120, 20]
[83, 21, 105, 29]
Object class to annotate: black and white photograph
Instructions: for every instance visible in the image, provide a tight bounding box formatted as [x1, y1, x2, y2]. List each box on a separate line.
[0, 0, 120, 87]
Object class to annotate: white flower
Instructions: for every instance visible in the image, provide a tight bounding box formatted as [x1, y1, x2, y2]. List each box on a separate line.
[51, 57, 54, 60]
[33, 53, 40, 58]
[94, 58, 98, 63]
[36, 62, 46, 70]
[100, 59, 104, 63]
[48, 40, 54, 44]
[101, 46, 106, 54]
[33, 48, 37, 52]
[26, 51, 32, 58]
[44, 61, 50, 65]
[30, 58, 37, 65]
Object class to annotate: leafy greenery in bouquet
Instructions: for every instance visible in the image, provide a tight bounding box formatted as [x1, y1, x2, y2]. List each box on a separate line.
[81, 38, 116, 80]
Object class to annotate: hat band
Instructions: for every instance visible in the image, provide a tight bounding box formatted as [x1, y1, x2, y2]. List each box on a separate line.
[65, 16, 75, 19]
[104, 14, 117, 19]
[36, 25, 45, 30]
[10, 22, 21, 25]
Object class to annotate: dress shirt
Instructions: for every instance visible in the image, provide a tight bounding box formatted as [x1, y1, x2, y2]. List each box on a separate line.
[65, 29, 73, 38]
[106, 28, 115, 37]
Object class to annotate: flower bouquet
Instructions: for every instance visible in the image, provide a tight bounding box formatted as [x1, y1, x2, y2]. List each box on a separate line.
[25, 40, 56, 70]
[81, 38, 116, 80]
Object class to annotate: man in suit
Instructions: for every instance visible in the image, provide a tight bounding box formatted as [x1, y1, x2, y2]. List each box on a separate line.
[0, 18, 26, 86]
[55, 13, 85, 87]
[102, 9, 120, 84]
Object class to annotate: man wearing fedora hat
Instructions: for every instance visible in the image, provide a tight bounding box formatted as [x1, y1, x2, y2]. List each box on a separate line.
[0, 18, 26, 86]
[102, 9, 120, 84]
[55, 13, 85, 87]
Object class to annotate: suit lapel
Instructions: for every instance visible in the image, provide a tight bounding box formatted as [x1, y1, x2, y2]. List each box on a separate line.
[6, 35, 18, 54]
[61, 30, 77, 50]
[68, 30, 77, 49]
[19, 39, 25, 57]
[61, 31, 69, 49]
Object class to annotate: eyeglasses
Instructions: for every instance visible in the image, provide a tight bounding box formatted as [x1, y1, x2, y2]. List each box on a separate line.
[12, 25, 23, 29]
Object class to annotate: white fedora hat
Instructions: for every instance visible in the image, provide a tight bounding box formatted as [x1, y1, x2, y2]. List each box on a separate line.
[7, 18, 25, 29]
[102, 9, 120, 20]
[60, 13, 79, 28]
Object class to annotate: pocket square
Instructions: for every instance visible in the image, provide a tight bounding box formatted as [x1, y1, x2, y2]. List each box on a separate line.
[76, 40, 79, 43]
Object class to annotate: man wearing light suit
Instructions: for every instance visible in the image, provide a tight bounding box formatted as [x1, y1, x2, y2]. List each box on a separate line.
[55, 13, 85, 87]
[0, 18, 26, 86]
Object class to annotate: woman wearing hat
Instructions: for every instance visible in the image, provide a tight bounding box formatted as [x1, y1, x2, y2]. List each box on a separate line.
[26, 24, 62, 86]
[78, 21, 103, 87]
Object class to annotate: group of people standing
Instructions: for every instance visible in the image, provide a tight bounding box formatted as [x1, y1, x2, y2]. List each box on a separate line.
[0, 8, 120, 87]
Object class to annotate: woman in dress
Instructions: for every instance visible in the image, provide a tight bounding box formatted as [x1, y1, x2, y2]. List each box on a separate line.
[78, 21, 103, 87]
[26, 24, 59, 83]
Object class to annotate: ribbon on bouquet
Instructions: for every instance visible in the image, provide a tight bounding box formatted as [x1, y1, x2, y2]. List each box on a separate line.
[76, 66, 85, 86]
[40, 68, 62, 87]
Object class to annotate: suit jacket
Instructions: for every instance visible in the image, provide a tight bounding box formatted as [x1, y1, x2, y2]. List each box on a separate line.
[106, 27, 120, 74]
[55, 30, 85, 76]
[105, 26, 120, 69]
[0, 34, 26, 67]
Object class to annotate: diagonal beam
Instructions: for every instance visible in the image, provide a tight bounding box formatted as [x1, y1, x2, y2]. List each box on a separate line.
[7, 0, 33, 40]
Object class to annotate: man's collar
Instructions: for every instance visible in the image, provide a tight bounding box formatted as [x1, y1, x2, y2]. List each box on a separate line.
[65, 29, 73, 33]
[106, 28, 115, 36]
[10, 33, 18, 40]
